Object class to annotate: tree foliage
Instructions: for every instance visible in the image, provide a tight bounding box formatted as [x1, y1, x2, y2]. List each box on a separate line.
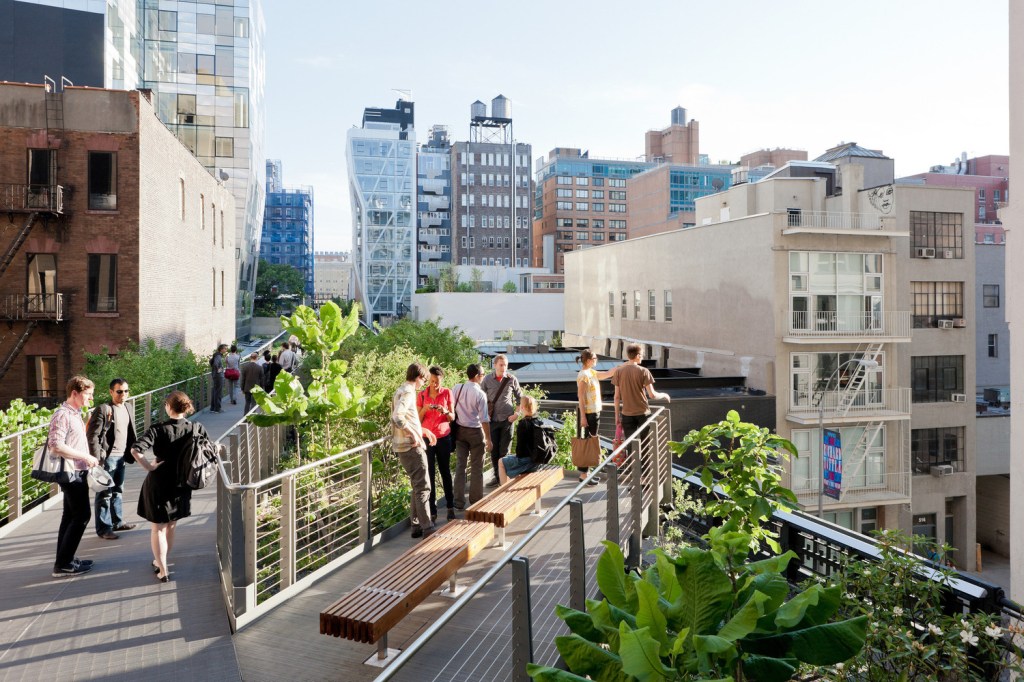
[255, 258, 305, 315]
[339, 317, 478, 372]
[82, 339, 207, 403]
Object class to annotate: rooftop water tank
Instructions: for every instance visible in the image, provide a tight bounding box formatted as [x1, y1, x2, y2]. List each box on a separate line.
[671, 106, 687, 126]
[471, 100, 486, 119]
[492, 94, 510, 119]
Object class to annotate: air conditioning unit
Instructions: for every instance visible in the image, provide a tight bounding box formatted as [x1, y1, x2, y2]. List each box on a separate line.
[952, 318, 967, 328]
[943, 250, 954, 259]
[951, 393, 968, 403]
[915, 247, 936, 258]
[938, 319, 954, 329]
[930, 464, 954, 477]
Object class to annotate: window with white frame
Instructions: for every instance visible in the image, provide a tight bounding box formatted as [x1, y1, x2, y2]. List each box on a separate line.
[790, 426, 885, 492]
[789, 251, 883, 332]
[790, 351, 885, 410]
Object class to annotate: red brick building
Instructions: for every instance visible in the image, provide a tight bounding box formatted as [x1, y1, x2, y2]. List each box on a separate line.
[901, 154, 1009, 243]
[0, 84, 235, 407]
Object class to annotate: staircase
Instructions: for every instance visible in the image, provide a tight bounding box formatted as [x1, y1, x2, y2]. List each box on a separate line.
[0, 320, 38, 383]
[839, 421, 885, 497]
[44, 89, 65, 132]
[0, 213, 39, 280]
[834, 343, 885, 417]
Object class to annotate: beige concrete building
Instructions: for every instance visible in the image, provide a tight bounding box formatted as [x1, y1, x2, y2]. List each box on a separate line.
[563, 160, 978, 567]
[313, 251, 353, 304]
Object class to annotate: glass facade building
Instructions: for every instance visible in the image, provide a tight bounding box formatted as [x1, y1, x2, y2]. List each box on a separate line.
[348, 100, 416, 325]
[417, 125, 452, 286]
[667, 165, 734, 214]
[262, 160, 314, 297]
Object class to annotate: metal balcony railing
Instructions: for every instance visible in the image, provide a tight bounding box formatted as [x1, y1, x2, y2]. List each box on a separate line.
[789, 388, 912, 421]
[779, 210, 883, 231]
[788, 310, 911, 338]
[0, 184, 64, 213]
[0, 293, 63, 321]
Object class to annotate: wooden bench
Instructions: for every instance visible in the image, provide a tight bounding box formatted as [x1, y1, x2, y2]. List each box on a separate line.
[319, 520, 494, 664]
[465, 465, 563, 547]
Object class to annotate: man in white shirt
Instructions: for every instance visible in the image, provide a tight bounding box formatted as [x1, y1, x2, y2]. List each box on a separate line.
[278, 341, 296, 373]
[391, 363, 437, 538]
[451, 364, 492, 509]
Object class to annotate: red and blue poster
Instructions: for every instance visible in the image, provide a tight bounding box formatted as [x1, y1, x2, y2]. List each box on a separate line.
[823, 429, 842, 500]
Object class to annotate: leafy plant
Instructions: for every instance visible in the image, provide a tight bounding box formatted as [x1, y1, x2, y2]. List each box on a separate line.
[659, 479, 709, 556]
[528, 527, 868, 681]
[255, 258, 305, 316]
[81, 339, 206, 403]
[502, 280, 517, 293]
[670, 411, 797, 552]
[339, 317, 478, 372]
[0, 399, 55, 519]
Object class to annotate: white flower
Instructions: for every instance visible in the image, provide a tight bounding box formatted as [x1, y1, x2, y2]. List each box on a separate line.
[893, 606, 904, 617]
[985, 624, 1002, 638]
[845, 593, 857, 601]
[835, 662, 844, 671]
[858, 665, 868, 673]
[928, 623, 943, 636]
[961, 618, 971, 628]
[893, 581, 900, 587]
[960, 629, 979, 647]
[863, 569, 872, 576]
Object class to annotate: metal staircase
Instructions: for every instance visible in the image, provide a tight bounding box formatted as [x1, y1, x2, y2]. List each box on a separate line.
[0, 320, 38, 382]
[834, 343, 885, 417]
[0, 213, 40, 280]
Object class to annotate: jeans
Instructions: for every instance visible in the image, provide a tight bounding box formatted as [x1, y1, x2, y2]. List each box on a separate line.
[577, 410, 600, 474]
[454, 426, 486, 507]
[244, 390, 257, 415]
[95, 454, 126, 535]
[489, 420, 514, 480]
[211, 373, 223, 411]
[426, 434, 455, 515]
[55, 474, 90, 569]
[397, 447, 432, 530]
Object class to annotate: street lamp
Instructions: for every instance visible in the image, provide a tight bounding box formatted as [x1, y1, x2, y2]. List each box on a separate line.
[816, 357, 880, 517]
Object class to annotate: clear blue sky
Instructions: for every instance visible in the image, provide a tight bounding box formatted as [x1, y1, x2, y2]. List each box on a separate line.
[264, 0, 1009, 252]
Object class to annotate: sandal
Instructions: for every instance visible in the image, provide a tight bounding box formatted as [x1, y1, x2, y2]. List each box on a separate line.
[151, 560, 160, 574]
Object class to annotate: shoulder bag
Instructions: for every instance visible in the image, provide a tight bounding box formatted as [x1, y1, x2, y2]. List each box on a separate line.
[31, 441, 74, 484]
[488, 375, 513, 422]
[450, 384, 465, 441]
[570, 408, 601, 468]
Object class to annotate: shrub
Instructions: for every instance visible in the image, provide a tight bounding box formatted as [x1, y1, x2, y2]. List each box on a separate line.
[81, 339, 206, 403]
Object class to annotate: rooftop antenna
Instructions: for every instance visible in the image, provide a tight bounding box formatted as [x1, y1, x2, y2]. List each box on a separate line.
[393, 88, 411, 101]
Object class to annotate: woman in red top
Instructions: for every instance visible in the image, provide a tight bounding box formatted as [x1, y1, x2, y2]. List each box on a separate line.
[417, 365, 456, 522]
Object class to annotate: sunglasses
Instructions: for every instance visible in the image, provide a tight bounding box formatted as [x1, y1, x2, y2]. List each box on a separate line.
[115, 389, 130, 395]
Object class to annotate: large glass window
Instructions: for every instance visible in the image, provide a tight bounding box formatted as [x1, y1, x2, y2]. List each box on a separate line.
[790, 351, 884, 409]
[912, 427, 965, 474]
[911, 281, 962, 328]
[983, 284, 1000, 308]
[664, 290, 673, 322]
[910, 211, 964, 258]
[911, 356, 964, 403]
[633, 291, 641, 319]
[88, 152, 117, 210]
[648, 290, 656, 321]
[621, 292, 627, 318]
[609, 292, 614, 318]
[789, 251, 882, 331]
[791, 426, 885, 491]
[87, 254, 117, 312]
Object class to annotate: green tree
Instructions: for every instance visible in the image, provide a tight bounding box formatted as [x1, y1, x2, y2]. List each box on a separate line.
[470, 267, 484, 292]
[340, 317, 478, 371]
[82, 339, 207, 403]
[502, 280, 517, 293]
[438, 264, 459, 293]
[255, 258, 305, 316]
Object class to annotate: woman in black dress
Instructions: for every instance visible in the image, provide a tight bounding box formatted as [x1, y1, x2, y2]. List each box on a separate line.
[132, 390, 209, 583]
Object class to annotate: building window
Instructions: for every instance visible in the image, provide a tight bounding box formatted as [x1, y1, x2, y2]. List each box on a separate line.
[557, 176, 572, 185]
[87, 254, 117, 312]
[988, 334, 998, 358]
[791, 426, 885, 491]
[575, 202, 589, 211]
[790, 351, 885, 409]
[179, 178, 185, 219]
[27, 148, 56, 187]
[911, 281, 963, 328]
[911, 355, 964, 403]
[87, 152, 117, 210]
[27, 356, 58, 400]
[200, 194, 205, 229]
[910, 211, 964, 258]
[912, 427, 965, 474]
[664, 290, 673, 321]
[648, 290, 656, 321]
[610, 191, 627, 201]
[609, 292, 614, 317]
[556, 188, 572, 198]
[575, 177, 589, 186]
[26, 253, 57, 311]
[621, 291, 627, 317]
[789, 252, 883, 331]
[983, 284, 1000, 307]
[556, 201, 573, 210]
[212, 269, 217, 307]
[221, 270, 225, 307]
[633, 290, 641, 319]
[591, 203, 604, 212]
[609, 203, 627, 213]
[575, 189, 589, 198]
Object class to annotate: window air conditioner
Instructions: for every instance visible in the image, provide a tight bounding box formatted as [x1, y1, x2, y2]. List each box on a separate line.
[952, 318, 967, 328]
[951, 393, 967, 403]
[930, 464, 954, 477]
[915, 247, 935, 258]
[938, 319, 954, 329]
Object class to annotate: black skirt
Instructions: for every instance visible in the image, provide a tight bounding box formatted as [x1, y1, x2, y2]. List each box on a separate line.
[138, 471, 192, 523]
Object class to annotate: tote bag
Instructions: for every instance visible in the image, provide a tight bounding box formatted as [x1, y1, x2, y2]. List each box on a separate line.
[30, 442, 74, 484]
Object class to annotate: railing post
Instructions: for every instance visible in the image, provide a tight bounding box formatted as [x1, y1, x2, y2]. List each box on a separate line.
[661, 411, 673, 503]
[226, 434, 239, 484]
[8, 435, 23, 521]
[511, 556, 534, 680]
[629, 440, 643, 570]
[569, 497, 585, 612]
[606, 464, 620, 546]
[280, 473, 297, 589]
[144, 393, 152, 430]
[359, 447, 372, 547]
[645, 420, 661, 539]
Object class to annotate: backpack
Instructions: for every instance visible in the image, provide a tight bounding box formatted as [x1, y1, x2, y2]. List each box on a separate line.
[180, 423, 219, 490]
[533, 422, 558, 465]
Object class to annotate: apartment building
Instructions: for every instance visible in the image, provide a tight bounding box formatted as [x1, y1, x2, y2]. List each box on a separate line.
[531, 148, 651, 273]
[563, 157, 978, 568]
[261, 160, 314, 297]
[416, 125, 452, 287]
[312, 251, 352, 305]
[0, 83, 235, 407]
[626, 162, 735, 238]
[644, 106, 699, 164]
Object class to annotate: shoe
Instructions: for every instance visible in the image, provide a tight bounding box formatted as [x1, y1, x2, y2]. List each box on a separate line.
[411, 526, 423, 539]
[447, 508, 456, 521]
[99, 531, 119, 540]
[486, 478, 500, 488]
[231, 401, 237, 405]
[152, 560, 160, 574]
[431, 514, 437, 523]
[73, 558, 94, 568]
[156, 572, 170, 583]
[587, 479, 599, 487]
[53, 563, 92, 578]
[210, 409, 221, 413]
[113, 523, 137, 532]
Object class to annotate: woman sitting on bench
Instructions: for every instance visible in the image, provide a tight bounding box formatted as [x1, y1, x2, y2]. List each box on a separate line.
[497, 395, 542, 484]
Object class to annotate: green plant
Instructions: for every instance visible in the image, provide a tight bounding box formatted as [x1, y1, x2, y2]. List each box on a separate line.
[670, 411, 797, 552]
[0, 399, 55, 519]
[340, 317, 478, 371]
[255, 258, 305, 316]
[658, 479, 709, 556]
[527, 527, 868, 681]
[81, 339, 206, 402]
[502, 280, 517, 293]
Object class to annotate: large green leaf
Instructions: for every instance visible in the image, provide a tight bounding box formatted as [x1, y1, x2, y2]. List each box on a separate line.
[670, 547, 732, 637]
[555, 634, 624, 679]
[773, 584, 842, 630]
[652, 550, 682, 604]
[740, 654, 797, 682]
[555, 605, 604, 643]
[693, 634, 737, 673]
[618, 623, 673, 682]
[743, 615, 868, 665]
[717, 591, 769, 643]
[597, 541, 638, 611]
[589, 599, 638, 652]
[526, 665, 592, 682]
[635, 580, 669, 652]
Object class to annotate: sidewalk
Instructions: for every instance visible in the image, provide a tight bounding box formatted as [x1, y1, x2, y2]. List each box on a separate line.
[0, 398, 249, 682]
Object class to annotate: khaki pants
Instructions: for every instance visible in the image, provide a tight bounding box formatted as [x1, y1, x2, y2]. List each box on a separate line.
[454, 426, 485, 507]
[397, 447, 432, 530]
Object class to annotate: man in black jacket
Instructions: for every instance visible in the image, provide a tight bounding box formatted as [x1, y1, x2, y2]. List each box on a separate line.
[86, 378, 138, 539]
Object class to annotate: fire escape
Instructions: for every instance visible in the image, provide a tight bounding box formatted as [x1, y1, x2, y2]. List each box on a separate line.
[0, 76, 69, 386]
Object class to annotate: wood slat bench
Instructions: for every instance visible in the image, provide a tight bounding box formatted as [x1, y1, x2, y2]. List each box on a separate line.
[319, 520, 494, 664]
[465, 465, 563, 547]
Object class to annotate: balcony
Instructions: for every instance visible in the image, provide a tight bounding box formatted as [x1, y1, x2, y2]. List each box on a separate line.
[418, 232, 440, 246]
[778, 211, 907, 236]
[792, 429, 912, 508]
[419, 248, 442, 261]
[419, 178, 445, 195]
[0, 184, 64, 214]
[0, 293, 63, 322]
[424, 195, 450, 211]
[419, 212, 442, 227]
[785, 310, 911, 343]
[787, 388, 911, 424]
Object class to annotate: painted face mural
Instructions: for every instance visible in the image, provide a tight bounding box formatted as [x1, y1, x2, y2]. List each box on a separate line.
[868, 184, 894, 214]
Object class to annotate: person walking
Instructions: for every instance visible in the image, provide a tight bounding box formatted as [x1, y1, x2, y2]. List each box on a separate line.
[224, 344, 241, 405]
[451, 364, 492, 510]
[263, 353, 283, 392]
[417, 366, 456, 522]
[48, 376, 100, 577]
[481, 354, 522, 487]
[391, 363, 437, 539]
[612, 344, 670, 456]
[132, 391, 211, 582]
[575, 350, 619, 485]
[278, 341, 296, 373]
[87, 378, 138, 539]
[240, 352, 264, 413]
[210, 344, 227, 412]
[497, 396, 544, 484]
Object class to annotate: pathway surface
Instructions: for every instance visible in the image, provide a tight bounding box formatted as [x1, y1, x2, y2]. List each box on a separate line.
[0, 397, 249, 682]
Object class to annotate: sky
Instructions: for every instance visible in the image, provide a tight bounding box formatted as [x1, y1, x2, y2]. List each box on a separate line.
[263, 0, 1010, 252]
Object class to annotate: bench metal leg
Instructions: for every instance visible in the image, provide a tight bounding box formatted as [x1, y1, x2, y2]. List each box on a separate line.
[493, 526, 508, 549]
[440, 570, 466, 599]
[531, 497, 544, 516]
[364, 633, 401, 667]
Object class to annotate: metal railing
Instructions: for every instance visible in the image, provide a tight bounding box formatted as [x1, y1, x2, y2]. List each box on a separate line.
[778, 210, 884, 231]
[789, 387, 912, 420]
[788, 310, 912, 338]
[373, 404, 673, 681]
[0, 183, 64, 213]
[0, 332, 286, 531]
[0, 293, 64, 321]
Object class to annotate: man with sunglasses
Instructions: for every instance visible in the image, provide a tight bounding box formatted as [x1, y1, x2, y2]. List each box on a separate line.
[86, 378, 138, 539]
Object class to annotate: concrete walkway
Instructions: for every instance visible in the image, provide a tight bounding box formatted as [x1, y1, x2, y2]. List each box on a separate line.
[0, 398, 249, 682]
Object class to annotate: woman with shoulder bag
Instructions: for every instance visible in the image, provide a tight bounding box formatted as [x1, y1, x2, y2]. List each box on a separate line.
[224, 344, 241, 405]
[575, 349, 618, 485]
[417, 366, 456, 522]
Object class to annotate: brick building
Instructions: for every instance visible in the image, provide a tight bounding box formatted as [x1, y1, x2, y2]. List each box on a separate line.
[901, 154, 1009, 243]
[0, 83, 235, 407]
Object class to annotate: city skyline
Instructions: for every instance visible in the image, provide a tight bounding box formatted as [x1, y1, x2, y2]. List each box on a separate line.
[264, 0, 1010, 251]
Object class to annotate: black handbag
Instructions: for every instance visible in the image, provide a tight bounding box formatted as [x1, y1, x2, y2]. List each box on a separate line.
[450, 384, 465, 440]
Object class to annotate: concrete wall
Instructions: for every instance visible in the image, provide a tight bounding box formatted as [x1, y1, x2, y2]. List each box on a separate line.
[251, 317, 283, 337]
[1009, 0, 1024, 601]
[977, 414, 1011, 476]
[412, 292, 563, 342]
[975, 244, 1009, 390]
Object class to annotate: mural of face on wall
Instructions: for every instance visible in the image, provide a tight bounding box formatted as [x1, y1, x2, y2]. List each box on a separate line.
[868, 184, 894, 214]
